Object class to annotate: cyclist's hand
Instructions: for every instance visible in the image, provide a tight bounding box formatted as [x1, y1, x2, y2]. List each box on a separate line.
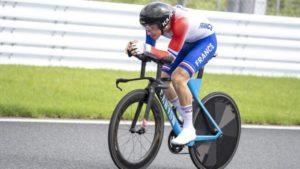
[131, 41, 151, 56]
[125, 40, 137, 57]
[131, 41, 144, 55]
[126, 40, 151, 57]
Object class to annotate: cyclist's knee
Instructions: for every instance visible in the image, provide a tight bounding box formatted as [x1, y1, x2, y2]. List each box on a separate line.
[171, 68, 189, 86]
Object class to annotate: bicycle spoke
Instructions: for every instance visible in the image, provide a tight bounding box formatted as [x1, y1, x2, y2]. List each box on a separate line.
[141, 143, 149, 155]
[142, 134, 152, 144]
[117, 130, 131, 137]
[144, 129, 154, 135]
[140, 135, 149, 152]
[118, 128, 131, 131]
[133, 134, 136, 161]
[118, 134, 132, 147]
[138, 135, 143, 160]
[133, 134, 139, 161]
[140, 135, 148, 161]
[127, 135, 135, 161]
[118, 127, 137, 140]
[119, 134, 132, 156]
[144, 128, 155, 135]
[109, 89, 165, 168]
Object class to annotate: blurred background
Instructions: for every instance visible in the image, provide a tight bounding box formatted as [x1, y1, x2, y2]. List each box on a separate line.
[1, 1, 299, 168]
[99, 0, 300, 17]
[0, 0, 299, 125]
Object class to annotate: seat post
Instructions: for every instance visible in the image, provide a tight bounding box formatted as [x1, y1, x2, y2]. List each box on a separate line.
[197, 68, 204, 79]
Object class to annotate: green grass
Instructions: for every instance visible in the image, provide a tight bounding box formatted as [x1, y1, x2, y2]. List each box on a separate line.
[1, 65, 299, 125]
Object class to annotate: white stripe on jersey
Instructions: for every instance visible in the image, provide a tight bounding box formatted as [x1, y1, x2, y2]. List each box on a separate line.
[164, 7, 215, 43]
[168, 48, 179, 57]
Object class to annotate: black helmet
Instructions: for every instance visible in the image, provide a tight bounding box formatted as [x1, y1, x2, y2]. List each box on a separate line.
[139, 2, 174, 30]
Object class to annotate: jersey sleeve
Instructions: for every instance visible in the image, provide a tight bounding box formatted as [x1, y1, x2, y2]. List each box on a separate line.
[146, 16, 188, 60]
[146, 33, 156, 46]
[167, 17, 188, 57]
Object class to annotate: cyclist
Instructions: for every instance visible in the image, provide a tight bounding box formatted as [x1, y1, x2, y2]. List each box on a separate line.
[126, 2, 217, 145]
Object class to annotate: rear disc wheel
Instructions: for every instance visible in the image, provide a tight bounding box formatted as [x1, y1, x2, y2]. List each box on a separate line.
[189, 92, 241, 169]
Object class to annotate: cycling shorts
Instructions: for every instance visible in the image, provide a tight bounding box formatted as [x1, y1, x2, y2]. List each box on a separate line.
[162, 33, 217, 77]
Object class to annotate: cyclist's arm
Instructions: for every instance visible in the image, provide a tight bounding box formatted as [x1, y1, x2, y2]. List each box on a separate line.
[147, 17, 188, 59]
[146, 34, 156, 46]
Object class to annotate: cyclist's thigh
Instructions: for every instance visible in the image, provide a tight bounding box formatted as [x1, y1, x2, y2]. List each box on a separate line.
[178, 34, 217, 77]
[162, 43, 194, 77]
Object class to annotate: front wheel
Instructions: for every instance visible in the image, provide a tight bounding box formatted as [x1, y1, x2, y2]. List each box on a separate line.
[108, 89, 164, 169]
[189, 92, 241, 169]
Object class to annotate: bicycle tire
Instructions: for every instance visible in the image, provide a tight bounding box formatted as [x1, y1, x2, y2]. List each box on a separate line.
[108, 89, 164, 169]
[189, 92, 241, 169]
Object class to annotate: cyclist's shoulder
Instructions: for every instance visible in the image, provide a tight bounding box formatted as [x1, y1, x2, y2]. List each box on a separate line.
[173, 6, 210, 24]
[171, 7, 188, 30]
[173, 5, 188, 19]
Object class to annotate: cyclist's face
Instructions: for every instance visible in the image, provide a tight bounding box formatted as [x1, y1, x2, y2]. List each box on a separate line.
[145, 24, 161, 40]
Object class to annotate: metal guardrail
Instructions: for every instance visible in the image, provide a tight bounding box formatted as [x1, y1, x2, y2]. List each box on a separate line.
[0, 0, 300, 77]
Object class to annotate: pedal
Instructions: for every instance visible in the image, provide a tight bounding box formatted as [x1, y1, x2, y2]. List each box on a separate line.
[168, 131, 184, 154]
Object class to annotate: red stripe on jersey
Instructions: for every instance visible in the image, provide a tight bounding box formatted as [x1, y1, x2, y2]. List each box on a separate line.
[148, 11, 188, 59]
[168, 12, 188, 53]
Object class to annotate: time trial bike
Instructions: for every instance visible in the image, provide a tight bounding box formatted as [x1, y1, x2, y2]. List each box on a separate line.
[108, 52, 241, 169]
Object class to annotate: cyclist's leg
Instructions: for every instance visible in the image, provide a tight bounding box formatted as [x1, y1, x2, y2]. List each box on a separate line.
[175, 34, 217, 107]
[161, 42, 193, 109]
[171, 34, 217, 145]
[170, 66, 196, 145]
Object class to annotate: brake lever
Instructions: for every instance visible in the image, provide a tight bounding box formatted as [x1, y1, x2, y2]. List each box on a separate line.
[116, 77, 157, 91]
[116, 81, 122, 91]
[116, 78, 128, 91]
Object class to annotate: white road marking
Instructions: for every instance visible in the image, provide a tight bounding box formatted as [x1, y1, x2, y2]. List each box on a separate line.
[0, 118, 299, 130]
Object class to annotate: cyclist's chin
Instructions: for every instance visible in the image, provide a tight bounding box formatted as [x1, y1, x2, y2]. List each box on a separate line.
[151, 35, 160, 40]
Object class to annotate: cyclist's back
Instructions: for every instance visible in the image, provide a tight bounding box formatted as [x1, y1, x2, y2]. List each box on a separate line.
[162, 5, 215, 43]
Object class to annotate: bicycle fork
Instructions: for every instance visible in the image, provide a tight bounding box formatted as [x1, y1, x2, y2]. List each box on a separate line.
[129, 86, 155, 134]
